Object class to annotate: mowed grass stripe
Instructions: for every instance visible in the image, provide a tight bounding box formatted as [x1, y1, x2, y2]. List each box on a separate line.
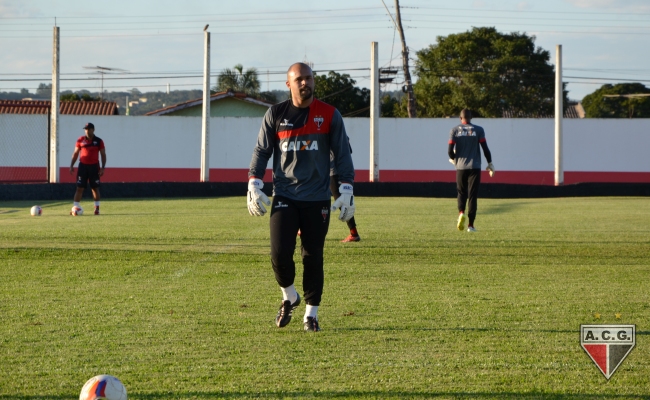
[0, 197, 649, 399]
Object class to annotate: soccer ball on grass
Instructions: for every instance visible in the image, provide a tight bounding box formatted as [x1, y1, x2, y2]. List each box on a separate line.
[71, 206, 84, 216]
[79, 374, 127, 400]
[30, 205, 42, 216]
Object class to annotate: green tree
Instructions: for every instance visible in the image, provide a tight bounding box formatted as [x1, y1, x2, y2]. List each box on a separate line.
[380, 94, 400, 118]
[60, 93, 80, 101]
[314, 71, 370, 117]
[60, 92, 100, 102]
[36, 83, 52, 99]
[404, 27, 567, 118]
[215, 64, 260, 97]
[582, 83, 650, 118]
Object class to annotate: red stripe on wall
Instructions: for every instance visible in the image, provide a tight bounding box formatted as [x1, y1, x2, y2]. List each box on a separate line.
[354, 170, 556, 185]
[564, 171, 650, 185]
[1, 167, 649, 185]
[0, 167, 47, 182]
[354, 170, 650, 185]
[56, 168, 274, 183]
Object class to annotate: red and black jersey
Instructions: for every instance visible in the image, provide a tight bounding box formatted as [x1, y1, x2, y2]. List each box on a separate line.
[75, 135, 105, 165]
[249, 99, 354, 202]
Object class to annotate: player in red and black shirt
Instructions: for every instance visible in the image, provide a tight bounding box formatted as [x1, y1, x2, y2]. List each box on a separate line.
[247, 63, 355, 332]
[69, 122, 106, 215]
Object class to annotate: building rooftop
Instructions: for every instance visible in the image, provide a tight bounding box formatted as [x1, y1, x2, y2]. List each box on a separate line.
[145, 90, 273, 116]
[0, 100, 119, 115]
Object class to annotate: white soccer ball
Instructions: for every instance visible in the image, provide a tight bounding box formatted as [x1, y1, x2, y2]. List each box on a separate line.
[79, 375, 127, 400]
[71, 206, 84, 216]
[30, 205, 42, 216]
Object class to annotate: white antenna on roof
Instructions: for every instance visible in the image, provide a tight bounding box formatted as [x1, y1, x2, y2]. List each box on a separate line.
[82, 66, 127, 100]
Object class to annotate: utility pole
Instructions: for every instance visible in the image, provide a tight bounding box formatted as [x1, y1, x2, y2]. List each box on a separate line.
[394, 0, 416, 117]
[554, 45, 563, 186]
[49, 26, 60, 183]
[370, 42, 379, 182]
[200, 29, 211, 182]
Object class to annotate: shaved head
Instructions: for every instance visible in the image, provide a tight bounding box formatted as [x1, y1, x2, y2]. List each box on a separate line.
[460, 108, 472, 121]
[286, 62, 315, 108]
[287, 62, 313, 79]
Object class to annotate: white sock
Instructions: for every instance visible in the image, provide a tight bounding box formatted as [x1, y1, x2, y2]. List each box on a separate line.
[280, 285, 298, 304]
[73, 202, 80, 207]
[304, 305, 318, 322]
[94, 201, 100, 207]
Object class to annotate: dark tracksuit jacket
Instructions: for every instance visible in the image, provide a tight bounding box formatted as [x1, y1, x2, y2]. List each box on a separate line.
[249, 99, 354, 198]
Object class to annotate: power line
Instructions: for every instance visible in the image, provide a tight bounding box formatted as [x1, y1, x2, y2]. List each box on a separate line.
[404, 11, 650, 23]
[409, 5, 650, 16]
[0, 13, 389, 26]
[0, 68, 372, 83]
[0, 6, 385, 20]
[407, 19, 650, 31]
[0, 19, 393, 33]
[0, 25, 395, 39]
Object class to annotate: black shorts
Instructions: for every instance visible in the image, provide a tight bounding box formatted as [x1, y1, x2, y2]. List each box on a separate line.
[76, 163, 100, 189]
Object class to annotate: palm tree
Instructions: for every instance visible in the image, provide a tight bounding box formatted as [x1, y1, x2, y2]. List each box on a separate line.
[215, 64, 260, 97]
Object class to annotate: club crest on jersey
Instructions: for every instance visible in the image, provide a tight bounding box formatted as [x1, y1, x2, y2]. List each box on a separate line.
[280, 119, 293, 127]
[281, 140, 319, 152]
[314, 116, 324, 129]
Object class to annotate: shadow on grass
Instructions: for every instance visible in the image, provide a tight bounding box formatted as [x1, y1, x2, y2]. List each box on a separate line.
[1, 391, 646, 399]
[482, 201, 529, 215]
[330, 327, 650, 336]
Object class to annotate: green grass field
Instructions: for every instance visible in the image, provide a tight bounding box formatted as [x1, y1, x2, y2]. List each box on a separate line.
[1, 196, 649, 399]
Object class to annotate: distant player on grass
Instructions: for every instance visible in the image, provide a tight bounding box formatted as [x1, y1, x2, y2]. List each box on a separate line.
[247, 62, 356, 332]
[69, 122, 106, 215]
[448, 109, 494, 232]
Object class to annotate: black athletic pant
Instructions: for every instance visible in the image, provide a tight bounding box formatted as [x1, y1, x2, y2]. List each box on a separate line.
[456, 169, 481, 226]
[330, 174, 356, 230]
[270, 195, 330, 306]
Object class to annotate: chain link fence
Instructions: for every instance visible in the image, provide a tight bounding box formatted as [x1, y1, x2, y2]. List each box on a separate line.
[0, 114, 49, 183]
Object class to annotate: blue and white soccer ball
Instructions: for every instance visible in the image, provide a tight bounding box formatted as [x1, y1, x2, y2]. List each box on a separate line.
[71, 206, 84, 216]
[30, 205, 42, 216]
[79, 374, 127, 400]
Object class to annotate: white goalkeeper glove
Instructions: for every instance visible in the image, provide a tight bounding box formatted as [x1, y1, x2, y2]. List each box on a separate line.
[486, 162, 495, 177]
[331, 183, 355, 222]
[247, 178, 270, 216]
[449, 158, 456, 166]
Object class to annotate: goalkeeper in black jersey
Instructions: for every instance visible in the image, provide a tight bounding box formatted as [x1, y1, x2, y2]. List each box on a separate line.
[247, 62, 356, 332]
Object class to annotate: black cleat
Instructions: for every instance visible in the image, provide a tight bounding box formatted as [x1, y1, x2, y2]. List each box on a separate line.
[303, 316, 321, 332]
[275, 294, 301, 328]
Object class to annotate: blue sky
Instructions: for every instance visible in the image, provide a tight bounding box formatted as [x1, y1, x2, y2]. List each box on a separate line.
[1, 0, 648, 101]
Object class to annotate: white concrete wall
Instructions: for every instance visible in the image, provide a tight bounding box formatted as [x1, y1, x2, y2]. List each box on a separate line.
[0, 114, 48, 167]
[346, 118, 558, 172]
[2, 114, 649, 173]
[564, 119, 648, 172]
